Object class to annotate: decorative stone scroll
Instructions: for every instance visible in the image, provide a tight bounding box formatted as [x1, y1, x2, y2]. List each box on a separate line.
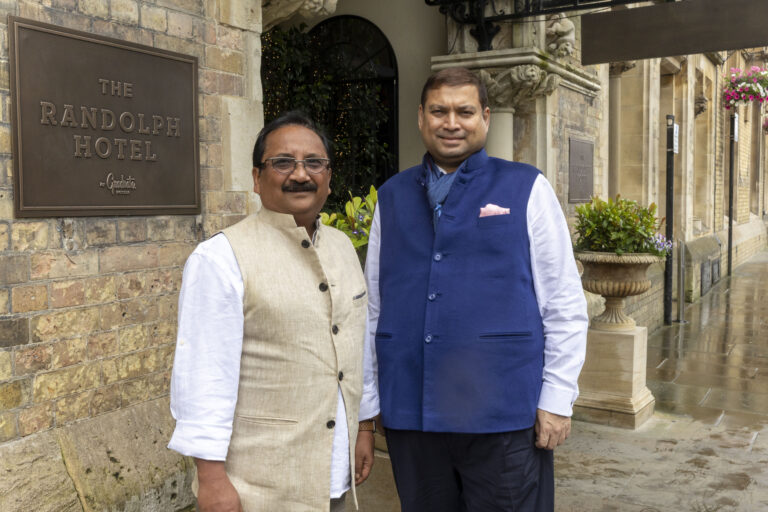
[479, 65, 561, 110]
[262, 0, 338, 31]
[609, 60, 637, 76]
[433, 47, 601, 106]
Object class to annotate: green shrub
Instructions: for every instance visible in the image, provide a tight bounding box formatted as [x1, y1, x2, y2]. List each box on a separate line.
[574, 196, 671, 257]
[321, 186, 377, 265]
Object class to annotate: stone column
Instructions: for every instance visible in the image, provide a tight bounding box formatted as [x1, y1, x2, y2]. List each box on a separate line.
[608, 61, 636, 198]
[486, 107, 516, 161]
[611, 59, 661, 206]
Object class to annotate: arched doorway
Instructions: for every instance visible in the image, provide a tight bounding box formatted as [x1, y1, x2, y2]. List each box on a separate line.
[309, 16, 398, 189]
[261, 16, 398, 210]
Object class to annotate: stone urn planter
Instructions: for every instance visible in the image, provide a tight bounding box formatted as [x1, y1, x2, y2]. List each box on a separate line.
[574, 251, 661, 331]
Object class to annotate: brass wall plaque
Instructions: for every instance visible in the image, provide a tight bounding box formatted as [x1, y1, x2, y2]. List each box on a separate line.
[568, 138, 593, 204]
[9, 16, 200, 217]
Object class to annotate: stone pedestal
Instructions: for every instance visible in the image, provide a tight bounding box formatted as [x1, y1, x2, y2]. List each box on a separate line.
[573, 326, 655, 429]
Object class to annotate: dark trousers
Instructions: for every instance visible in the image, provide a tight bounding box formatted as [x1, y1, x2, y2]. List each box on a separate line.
[385, 428, 554, 512]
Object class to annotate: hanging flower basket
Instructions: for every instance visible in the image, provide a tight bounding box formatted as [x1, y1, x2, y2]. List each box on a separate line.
[724, 66, 768, 109]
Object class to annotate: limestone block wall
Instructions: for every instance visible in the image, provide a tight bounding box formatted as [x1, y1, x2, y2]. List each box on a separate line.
[624, 264, 665, 333]
[714, 72, 726, 232]
[722, 215, 768, 269]
[552, 85, 607, 218]
[0, 0, 260, 509]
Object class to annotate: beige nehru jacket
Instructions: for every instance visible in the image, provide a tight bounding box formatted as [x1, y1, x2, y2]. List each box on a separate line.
[217, 208, 367, 511]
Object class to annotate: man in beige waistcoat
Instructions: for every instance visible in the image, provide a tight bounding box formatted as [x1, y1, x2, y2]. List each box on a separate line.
[168, 111, 380, 512]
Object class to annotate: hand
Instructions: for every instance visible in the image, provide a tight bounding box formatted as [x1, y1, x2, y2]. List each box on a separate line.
[354, 430, 375, 485]
[195, 459, 243, 512]
[534, 409, 571, 450]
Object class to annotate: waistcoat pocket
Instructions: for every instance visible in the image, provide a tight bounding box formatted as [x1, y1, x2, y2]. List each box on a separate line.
[477, 214, 514, 229]
[235, 415, 298, 425]
[479, 331, 532, 342]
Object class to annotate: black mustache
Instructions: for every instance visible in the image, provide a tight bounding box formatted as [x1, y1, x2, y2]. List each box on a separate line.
[282, 182, 318, 193]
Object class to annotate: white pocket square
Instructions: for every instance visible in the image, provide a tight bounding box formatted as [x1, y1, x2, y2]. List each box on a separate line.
[479, 203, 510, 217]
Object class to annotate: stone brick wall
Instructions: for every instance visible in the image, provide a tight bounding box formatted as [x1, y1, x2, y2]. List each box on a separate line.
[554, 86, 606, 214]
[624, 263, 665, 332]
[0, 216, 195, 440]
[714, 73, 725, 232]
[1, 0, 258, 509]
[737, 103, 753, 223]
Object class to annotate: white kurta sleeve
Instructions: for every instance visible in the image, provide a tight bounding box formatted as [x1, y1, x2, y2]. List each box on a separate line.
[359, 205, 382, 421]
[527, 175, 589, 417]
[168, 234, 244, 460]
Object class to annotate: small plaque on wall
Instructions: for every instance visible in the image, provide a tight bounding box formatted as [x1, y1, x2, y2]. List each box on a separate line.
[568, 138, 594, 203]
[9, 16, 200, 217]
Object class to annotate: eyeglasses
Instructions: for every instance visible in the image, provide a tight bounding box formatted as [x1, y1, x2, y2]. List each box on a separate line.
[262, 157, 331, 175]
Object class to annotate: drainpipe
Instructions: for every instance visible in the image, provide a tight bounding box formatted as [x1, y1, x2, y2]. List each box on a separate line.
[664, 115, 675, 325]
[728, 113, 736, 276]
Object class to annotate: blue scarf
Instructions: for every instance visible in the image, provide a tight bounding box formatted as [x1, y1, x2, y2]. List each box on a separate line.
[424, 157, 462, 231]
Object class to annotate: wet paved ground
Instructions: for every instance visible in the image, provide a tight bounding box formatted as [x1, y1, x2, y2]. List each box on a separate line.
[556, 249, 768, 512]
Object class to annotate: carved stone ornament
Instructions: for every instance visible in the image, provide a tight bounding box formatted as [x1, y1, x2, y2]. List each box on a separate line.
[479, 65, 561, 110]
[609, 61, 637, 76]
[695, 95, 709, 117]
[262, 0, 338, 31]
[545, 13, 576, 58]
[433, 46, 601, 105]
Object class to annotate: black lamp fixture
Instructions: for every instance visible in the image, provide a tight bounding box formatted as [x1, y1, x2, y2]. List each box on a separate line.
[424, 0, 645, 51]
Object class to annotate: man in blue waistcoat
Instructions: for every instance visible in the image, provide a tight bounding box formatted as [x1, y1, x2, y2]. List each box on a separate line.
[364, 67, 588, 511]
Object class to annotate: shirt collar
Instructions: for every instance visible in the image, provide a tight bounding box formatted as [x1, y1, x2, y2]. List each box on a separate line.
[257, 207, 323, 244]
[418, 148, 489, 185]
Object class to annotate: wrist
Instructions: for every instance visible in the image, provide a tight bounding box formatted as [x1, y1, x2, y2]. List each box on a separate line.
[195, 459, 228, 482]
[358, 418, 377, 434]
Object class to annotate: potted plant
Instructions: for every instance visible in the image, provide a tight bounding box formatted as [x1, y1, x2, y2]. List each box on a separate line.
[573, 196, 672, 331]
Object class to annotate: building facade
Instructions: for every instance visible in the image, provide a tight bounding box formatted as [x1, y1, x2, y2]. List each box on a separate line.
[0, 0, 766, 509]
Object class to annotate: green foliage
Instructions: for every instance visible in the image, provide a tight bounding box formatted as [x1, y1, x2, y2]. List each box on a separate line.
[320, 186, 377, 265]
[574, 196, 670, 257]
[261, 25, 394, 212]
[261, 25, 333, 135]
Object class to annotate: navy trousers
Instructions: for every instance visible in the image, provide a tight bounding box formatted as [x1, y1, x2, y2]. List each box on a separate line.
[385, 428, 554, 512]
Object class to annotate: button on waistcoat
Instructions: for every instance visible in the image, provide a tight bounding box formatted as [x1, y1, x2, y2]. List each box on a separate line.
[376, 150, 545, 433]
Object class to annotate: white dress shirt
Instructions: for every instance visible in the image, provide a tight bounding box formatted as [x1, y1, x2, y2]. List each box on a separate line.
[168, 233, 380, 499]
[364, 173, 588, 417]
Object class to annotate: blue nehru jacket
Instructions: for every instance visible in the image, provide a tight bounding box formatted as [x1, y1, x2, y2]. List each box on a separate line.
[376, 149, 545, 433]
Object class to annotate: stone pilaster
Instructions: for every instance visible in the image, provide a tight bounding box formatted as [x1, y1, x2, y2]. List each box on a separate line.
[608, 61, 636, 198]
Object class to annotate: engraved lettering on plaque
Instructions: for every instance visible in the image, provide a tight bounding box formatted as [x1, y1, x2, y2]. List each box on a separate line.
[9, 16, 199, 217]
[99, 173, 137, 196]
[568, 138, 594, 203]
